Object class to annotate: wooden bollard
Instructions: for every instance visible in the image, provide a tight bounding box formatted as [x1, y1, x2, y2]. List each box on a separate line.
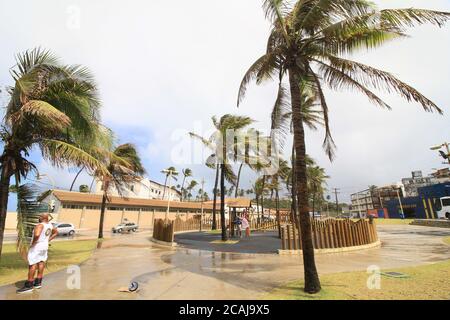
[292, 224, 298, 250]
[287, 224, 292, 250]
[281, 227, 286, 250]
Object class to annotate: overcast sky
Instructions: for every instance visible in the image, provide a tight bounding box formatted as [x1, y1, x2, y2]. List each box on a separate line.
[1, 0, 449, 210]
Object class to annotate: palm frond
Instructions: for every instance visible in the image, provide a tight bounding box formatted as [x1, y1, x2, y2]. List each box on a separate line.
[310, 71, 336, 161]
[10, 100, 71, 130]
[40, 139, 109, 177]
[321, 55, 442, 113]
[380, 8, 450, 30]
[237, 54, 278, 106]
[16, 184, 50, 260]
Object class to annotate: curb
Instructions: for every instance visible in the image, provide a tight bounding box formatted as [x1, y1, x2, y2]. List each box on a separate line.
[278, 240, 382, 255]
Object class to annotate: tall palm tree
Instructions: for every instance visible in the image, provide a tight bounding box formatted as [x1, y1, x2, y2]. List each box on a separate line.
[97, 143, 145, 239]
[270, 158, 290, 237]
[238, 0, 449, 293]
[180, 168, 192, 201]
[186, 180, 198, 201]
[191, 115, 252, 240]
[161, 166, 178, 200]
[0, 48, 109, 258]
[307, 165, 330, 218]
[189, 115, 245, 233]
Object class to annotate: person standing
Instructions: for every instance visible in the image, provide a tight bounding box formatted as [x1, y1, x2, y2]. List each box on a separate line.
[17, 213, 58, 294]
[241, 215, 250, 238]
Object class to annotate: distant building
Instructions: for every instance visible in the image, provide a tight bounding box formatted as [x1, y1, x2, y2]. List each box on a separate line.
[401, 171, 435, 197]
[351, 185, 400, 217]
[40, 189, 214, 230]
[385, 182, 450, 219]
[94, 178, 181, 201]
[430, 168, 450, 184]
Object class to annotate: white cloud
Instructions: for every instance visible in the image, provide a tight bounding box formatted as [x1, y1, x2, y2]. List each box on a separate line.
[0, 0, 449, 202]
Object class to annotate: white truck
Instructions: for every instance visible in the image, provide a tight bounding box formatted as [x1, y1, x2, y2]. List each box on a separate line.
[436, 196, 450, 220]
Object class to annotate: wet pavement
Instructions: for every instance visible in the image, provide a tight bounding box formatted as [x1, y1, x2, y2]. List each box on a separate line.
[1, 224, 449, 300]
[175, 231, 281, 254]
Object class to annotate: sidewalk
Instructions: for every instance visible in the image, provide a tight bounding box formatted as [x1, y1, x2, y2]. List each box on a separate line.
[0, 225, 449, 300]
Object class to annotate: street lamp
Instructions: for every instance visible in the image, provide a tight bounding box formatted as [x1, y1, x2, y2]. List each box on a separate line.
[161, 168, 178, 221]
[430, 143, 450, 165]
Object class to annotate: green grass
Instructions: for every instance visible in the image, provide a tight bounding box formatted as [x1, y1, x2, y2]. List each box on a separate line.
[265, 259, 450, 300]
[374, 219, 414, 225]
[0, 240, 97, 286]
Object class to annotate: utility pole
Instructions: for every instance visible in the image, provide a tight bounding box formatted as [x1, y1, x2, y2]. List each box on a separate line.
[333, 188, 340, 216]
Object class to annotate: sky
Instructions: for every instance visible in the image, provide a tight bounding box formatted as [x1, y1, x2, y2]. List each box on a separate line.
[1, 0, 449, 210]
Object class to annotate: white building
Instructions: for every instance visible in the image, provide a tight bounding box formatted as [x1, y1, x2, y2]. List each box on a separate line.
[94, 178, 181, 201]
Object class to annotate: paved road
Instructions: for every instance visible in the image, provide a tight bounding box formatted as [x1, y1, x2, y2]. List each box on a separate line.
[1, 224, 449, 300]
[3, 228, 151, 243]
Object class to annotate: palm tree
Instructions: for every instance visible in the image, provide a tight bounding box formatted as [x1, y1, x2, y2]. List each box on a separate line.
[186, 180, 198, 201]
[180, 168, 192, 201]
[0, 48, 109, 258]
[307, 165, 330, 218]
[238, 0, 449, 293]
[190, 115, 252, 240]
[190, 115, 250, 234]
[97, 143, 145, 239]
[270, 158, 290, 237]
[161, 166, 178, 200]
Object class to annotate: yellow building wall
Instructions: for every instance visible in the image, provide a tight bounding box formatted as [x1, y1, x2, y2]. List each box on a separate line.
[5, 212, 17, 229]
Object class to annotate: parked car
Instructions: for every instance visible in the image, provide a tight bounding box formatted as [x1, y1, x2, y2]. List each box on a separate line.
[261, 216, 275, 222]
[112, 222, 139, 233]
[52, 223, 75, 236]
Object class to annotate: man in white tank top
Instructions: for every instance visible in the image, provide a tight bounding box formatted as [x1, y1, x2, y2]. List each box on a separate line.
[17, 213, 58, 294]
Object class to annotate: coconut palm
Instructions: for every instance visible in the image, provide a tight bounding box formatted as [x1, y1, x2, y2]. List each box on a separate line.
[307, 165, 330, 218]
[180, 168, 193, 201]
[0, 48, 110, 258]
[161, 166, 178, 200]
[189, 115, 248, 233]
[190, 115, 253, 240]
[97, 143, 145, 239]
[269, 158, 291, 237]
[186, 180, 198, 201]
[238, 0, 449, 293]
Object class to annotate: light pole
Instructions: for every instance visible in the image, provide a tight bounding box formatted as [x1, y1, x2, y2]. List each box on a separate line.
[162, 168, 178, 221]
[430, 142, 450, 165]
[200, 178, 205, 232]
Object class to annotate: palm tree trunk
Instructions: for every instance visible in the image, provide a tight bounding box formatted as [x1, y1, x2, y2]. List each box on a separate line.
[0, 161, 12, 259]
[70, 166, 85, 191]
[289, 68, 321, 294]
[291, 144, 298, 227]
[98, 191, 107, 240]
[235, 163, 244, 198]
[312, 193, 316, 219]
[276, 188, 281, 238]
[261, 176, 266, 220]
[180, 175, 186, 202]
[220, 164, 227, 241]
[212, 165, 219, 230]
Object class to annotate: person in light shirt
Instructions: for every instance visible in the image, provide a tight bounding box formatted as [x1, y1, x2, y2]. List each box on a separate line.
[241, 213, 250, 238]
[17, 213, 58, 294]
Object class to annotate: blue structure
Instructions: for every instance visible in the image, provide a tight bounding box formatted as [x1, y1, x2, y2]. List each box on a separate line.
[385, 182, 450, 219]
